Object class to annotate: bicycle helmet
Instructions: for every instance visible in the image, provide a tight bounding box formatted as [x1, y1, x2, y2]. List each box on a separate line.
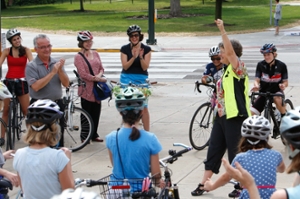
[260, 43, 277, 54]
[241, 115, 271, 145]
[77, 31, 93, 41]
[26, 99, 63, 131]
[127, 25, 141, 36]
[208, 46, 220, 57]
[6, 28, 21, 41]
[0, 82, 12, 100]
[50, 188, 102, 199]
[280, 107, 300, 158]
[115, 86, 146, 112]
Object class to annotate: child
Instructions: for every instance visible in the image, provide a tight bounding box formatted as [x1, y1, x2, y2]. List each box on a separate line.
[204, 115, 285, 198]
[13, 99, 74, 199]
[271, 107, 300, 199]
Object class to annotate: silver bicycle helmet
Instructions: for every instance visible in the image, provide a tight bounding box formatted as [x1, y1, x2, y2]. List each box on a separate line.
[77, 31, 93, 41]
[209, 46, 220, 57]
[6, 28, 21, 41]
[50, 188, 102, 199]
[115, 86, 146, 112]
[280, 107, 300, 158]
[0, 82, 12, 100]
[241, 115, 271, 145]
[26, 99, 63, 131]
[260, 43, 277, 54]
[127, 25, 141, 36]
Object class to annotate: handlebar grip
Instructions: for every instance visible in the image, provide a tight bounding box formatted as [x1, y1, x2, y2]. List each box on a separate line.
[87, 179, 107, 187]
[73, 70, 80, 78]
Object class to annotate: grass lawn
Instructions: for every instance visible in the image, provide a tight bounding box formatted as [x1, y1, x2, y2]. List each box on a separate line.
[1, 0, 299, 35]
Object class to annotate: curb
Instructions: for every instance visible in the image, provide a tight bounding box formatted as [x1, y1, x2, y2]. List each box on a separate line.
[30, 48, 161, 53]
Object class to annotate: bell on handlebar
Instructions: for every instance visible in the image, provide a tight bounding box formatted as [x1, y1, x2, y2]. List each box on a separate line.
[169, 149, 176, 156]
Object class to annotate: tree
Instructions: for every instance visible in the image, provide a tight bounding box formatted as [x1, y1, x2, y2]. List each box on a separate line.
[79, 0, 84, 11]
[170, 0, 181, 17]
[215, 0, 223, 19]
[1, 0, 7, 10]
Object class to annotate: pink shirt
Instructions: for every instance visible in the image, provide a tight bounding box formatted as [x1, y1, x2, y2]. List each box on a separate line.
[74, 51, 104, 102]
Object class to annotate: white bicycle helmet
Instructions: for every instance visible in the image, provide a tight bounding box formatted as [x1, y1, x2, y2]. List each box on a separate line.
[0, 82, 12, 100]
[115, 86, 146, 112]
[208, 46, 220, 57]
[241, 115, 271, 145]
[77, 31, 93, 41]
[6, 28, 21, 41]
[50, 188, 102, 199]
[280, 107, 300, 158]
[26, 99, 63, 131]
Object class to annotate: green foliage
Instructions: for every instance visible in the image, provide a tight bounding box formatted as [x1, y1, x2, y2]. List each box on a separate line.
[14, 0, 57, 6]
[1, 0, 299, 33]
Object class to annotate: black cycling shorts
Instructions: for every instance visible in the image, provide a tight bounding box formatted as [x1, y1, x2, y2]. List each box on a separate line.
[3, 79, 29, 96]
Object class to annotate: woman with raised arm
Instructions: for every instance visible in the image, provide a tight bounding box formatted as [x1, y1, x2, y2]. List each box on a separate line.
[0, 29, 33, 146]
[13, 100, 74, 199]
[106, 86, 163, 191]
[120, 25, 152, 131]
[191, 19, 251, 197]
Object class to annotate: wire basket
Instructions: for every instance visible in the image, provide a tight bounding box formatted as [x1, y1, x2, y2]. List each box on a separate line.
[98, 175, 159, 199]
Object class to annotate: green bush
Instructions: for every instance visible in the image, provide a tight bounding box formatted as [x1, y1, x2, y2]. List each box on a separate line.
[14, 0, 57, 6]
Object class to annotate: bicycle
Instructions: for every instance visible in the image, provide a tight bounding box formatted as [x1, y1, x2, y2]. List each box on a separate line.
[189, 80, 215, 150]
[0, 178, 12, 199]
[251, 91, 294, 143]
[74, 143, 192, 199]
[2, 79, 25, 150]
[62, 70, 94, 152]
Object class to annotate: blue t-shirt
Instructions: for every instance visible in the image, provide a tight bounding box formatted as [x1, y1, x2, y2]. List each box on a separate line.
[286, 184, 300, 199]
[203, 63, 224, 82]
[13, 147, 69, 199]
[232, 149, 283, 199]
[106, 127, 162, 190]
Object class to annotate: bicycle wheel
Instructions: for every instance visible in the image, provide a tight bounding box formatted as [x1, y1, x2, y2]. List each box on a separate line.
[16, 102, 24, 141]
[189, 102, 213, 150]
[0, 119, 8, 151]
[285, 99, 294, 111]
[7, 100, 17, 150]
[64, 106, 94, 152]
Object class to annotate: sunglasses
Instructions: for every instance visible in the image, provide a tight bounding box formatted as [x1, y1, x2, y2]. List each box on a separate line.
[130, 34, 139, 38]
[211, 57, 221, 61]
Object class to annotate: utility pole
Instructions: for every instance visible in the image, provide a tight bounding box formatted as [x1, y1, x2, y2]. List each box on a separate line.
[146, 0, 156, 45]
[270, 0, 273, 25]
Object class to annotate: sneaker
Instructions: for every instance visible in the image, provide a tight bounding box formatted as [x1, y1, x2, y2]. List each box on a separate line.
[191, 183, 205, 196]
[228, 189, 241, 198]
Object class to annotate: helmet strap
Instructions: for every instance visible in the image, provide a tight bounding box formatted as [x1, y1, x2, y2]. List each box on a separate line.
[130, 41, 140, 49]
[288, 147, 300, 159]
[266, 53, 276, 65]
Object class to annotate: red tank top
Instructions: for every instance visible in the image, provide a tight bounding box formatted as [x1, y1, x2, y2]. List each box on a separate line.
[6, 54, 27, 78]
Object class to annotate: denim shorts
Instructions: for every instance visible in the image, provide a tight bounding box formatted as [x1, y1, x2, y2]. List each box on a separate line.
[274, 19, 280, 26]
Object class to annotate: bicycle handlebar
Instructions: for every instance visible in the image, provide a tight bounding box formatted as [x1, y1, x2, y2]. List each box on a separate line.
[251, 92, 285, 106]
[75, 178, 107, 188]
[159, 143, 192, 167]
[111, 80, 157, 88]
[70, 70, 85, 87]
[194, 80, 215, 93]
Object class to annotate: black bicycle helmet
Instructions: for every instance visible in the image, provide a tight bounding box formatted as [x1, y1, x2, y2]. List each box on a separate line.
[260, 43, 277, 54]
[77, 31, 93, 41]
[209, 46, 220, 57]
[6, 29, 21, 41]
[26, 99, 63, 131]
[127, 25, 141, 36]
[241, 115, 271, 145]
[115, 86, 146, 113]
[280, 107, 300, 157]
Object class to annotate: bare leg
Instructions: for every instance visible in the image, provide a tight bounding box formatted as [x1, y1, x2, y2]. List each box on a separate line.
[200, 170, 214, 184]
[1, 98, 10, 138]
[142, 107, 150, 131]
[18, 93, 30, 116]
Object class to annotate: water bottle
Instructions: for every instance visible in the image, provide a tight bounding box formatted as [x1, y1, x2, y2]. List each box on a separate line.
[122, 179, 130, 199]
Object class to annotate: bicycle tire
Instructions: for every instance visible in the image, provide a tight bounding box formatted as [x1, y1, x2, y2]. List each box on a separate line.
[16, 102, 23, 141]
[0, 119, 8, 150]
[285, 99, 294, 111]
[7, 100, 17, 150]
[64, 106, 94, 152]
[189, 102, 213, 150]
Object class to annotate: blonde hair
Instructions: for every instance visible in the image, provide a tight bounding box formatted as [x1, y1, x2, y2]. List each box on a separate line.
[24, 122, 60, 146]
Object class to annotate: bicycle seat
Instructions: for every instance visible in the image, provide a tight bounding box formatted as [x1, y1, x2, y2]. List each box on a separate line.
[0, 178, 13, 194]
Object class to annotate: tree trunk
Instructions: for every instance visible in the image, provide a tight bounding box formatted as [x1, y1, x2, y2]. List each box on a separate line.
[215, 0, 223, 20]
[80, 0, 85, 11]
[169, 0, 181, 17]
[1, 0, 7, 10]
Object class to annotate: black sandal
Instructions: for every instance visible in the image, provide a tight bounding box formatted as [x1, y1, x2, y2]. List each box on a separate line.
[191, 183, 206, 196]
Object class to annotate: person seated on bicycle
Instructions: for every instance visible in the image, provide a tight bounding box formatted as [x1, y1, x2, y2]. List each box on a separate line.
[204, 115, 285, 199]
[271, 107, 300, 199]
[13, 99, 74, 198]
[251, 43, 288, 119]
[0, 29, 33, 146]
[106, 86, 163, 190]
[201, 46, 224, 84]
